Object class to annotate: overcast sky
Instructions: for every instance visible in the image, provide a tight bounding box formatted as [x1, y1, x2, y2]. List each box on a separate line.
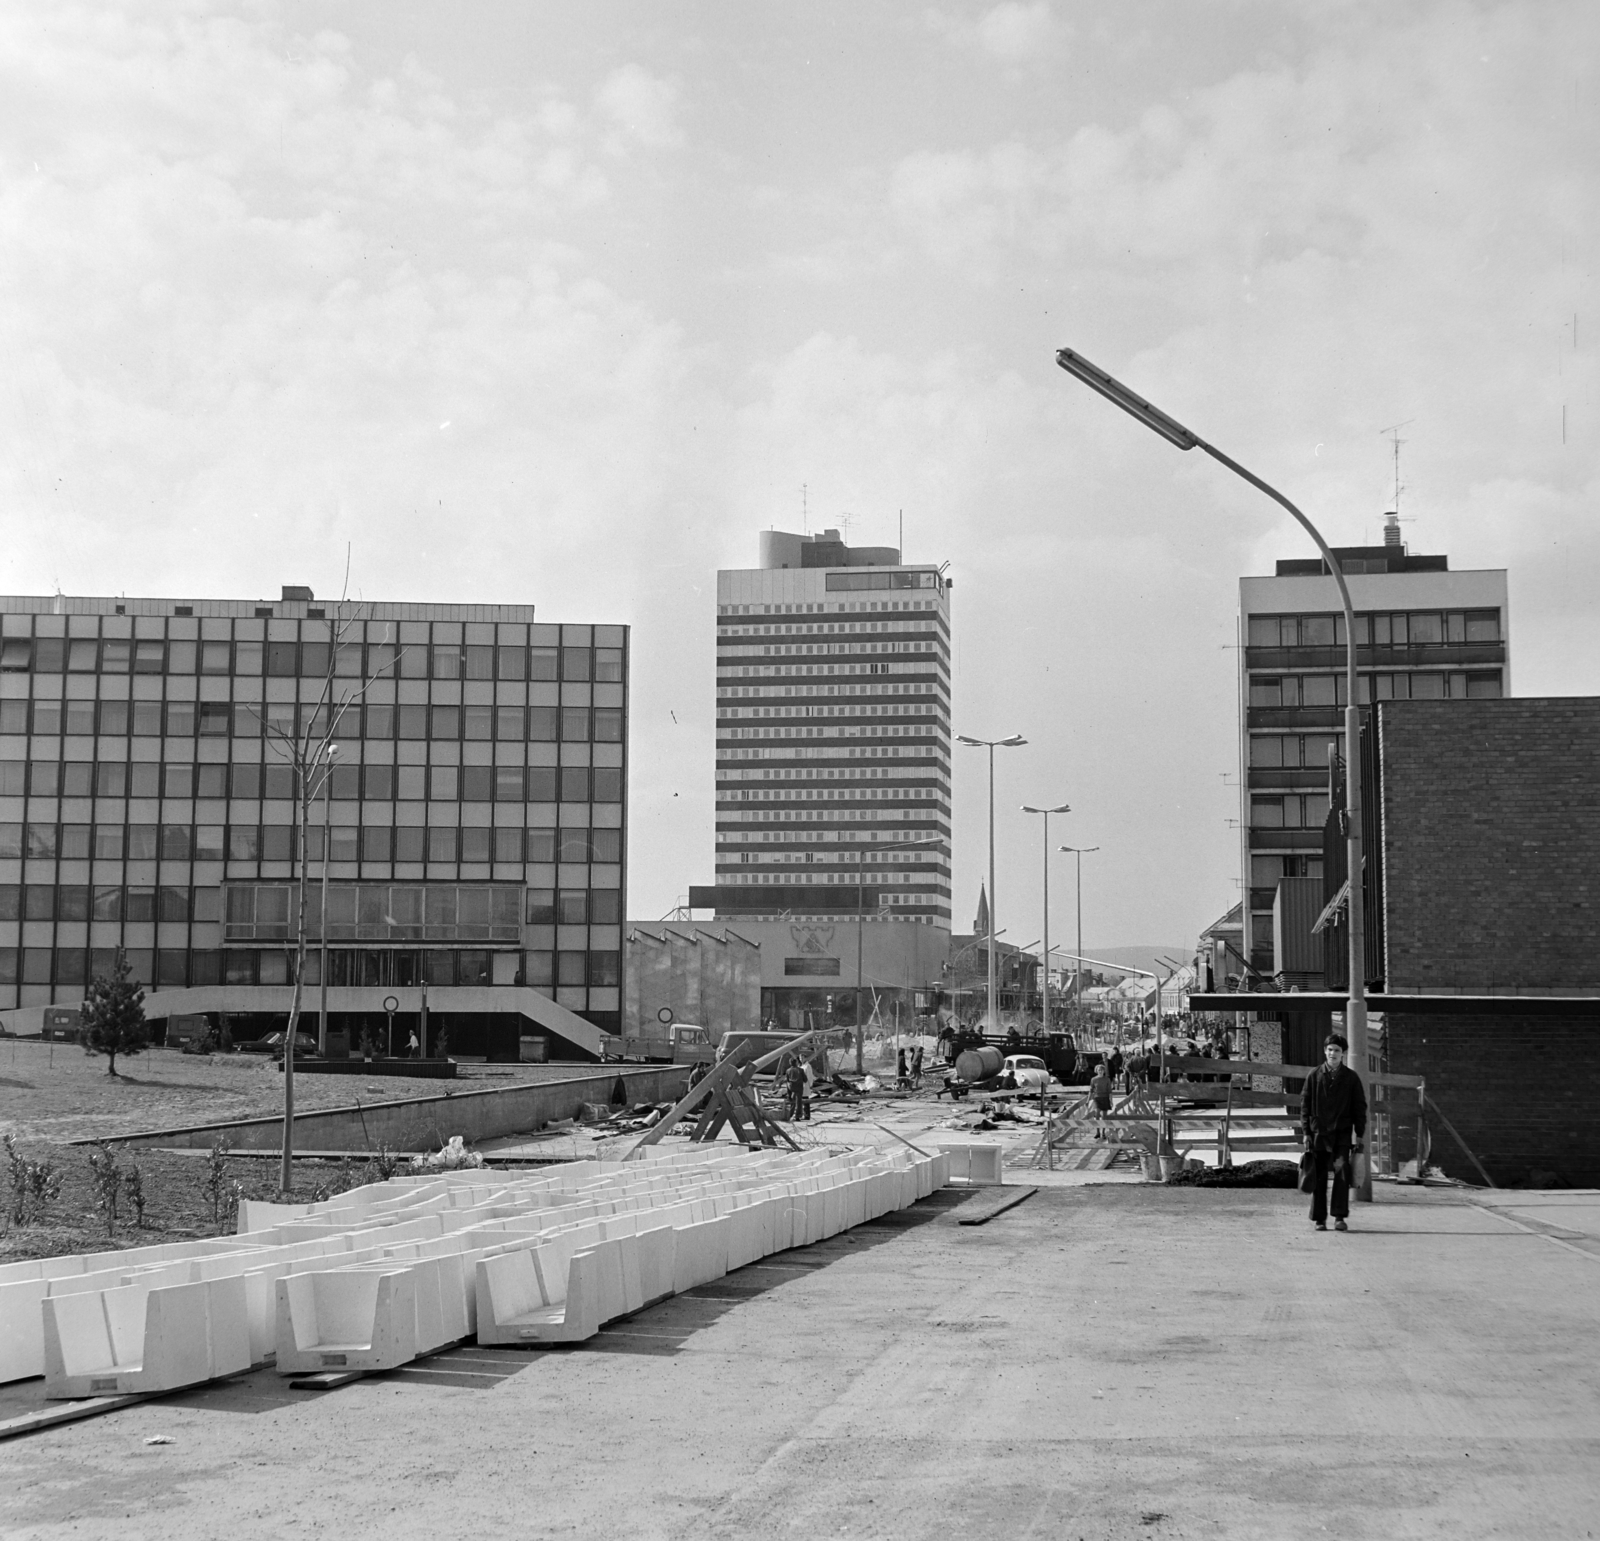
[3, 2, 1594, 952]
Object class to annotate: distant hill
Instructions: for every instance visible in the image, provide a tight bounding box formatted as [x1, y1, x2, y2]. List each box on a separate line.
[1075, 946, 1190, 978]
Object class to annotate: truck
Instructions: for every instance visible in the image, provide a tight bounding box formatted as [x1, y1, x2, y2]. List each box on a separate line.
[599, 1022, 716, 1066]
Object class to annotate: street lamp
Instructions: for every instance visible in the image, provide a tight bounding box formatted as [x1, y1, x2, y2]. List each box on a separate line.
[1055, 346, 1370, 1202]
[317, 744, 337, 1056]
[852, 833, 944, 1074]
[958, 734, 1026, 1035]
[1058, 845, 1099, 1033]
[1021, 804, 1070, 1041]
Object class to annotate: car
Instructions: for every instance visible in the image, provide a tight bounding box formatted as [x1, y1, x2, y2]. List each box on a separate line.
[239, 1031, 320, 1059]
[1001, 1054, 1049, 1090]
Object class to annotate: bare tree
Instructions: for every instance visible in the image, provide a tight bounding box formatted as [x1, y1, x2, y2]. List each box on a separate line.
[249, 570, 398, 1194]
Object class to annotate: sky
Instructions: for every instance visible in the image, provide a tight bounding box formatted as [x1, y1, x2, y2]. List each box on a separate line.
[2, 0, 1595, 953]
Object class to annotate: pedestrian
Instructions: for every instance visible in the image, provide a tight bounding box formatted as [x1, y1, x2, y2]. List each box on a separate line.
[785, 1057, 808, 1122]
[407, 1028, 420, 1059]
[1090, 1059, 1113, 1139]
[1299, 1034, 1368, 1231]
[896, 1047, 910, 1090]
[911, 1044, 925, 1088]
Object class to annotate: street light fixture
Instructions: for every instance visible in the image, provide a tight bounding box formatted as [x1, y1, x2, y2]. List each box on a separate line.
[958, 734, 1027, 1035]
[1021, 804, 1070, 1043]
[1055, 346, 1371, 1202]
[1058, 845, 1099, 1031]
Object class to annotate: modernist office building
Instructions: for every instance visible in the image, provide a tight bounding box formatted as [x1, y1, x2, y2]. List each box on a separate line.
[1239, 518, 1508, 977]
[689, 529, 952, 1023]
[0, 589, 627, 1059]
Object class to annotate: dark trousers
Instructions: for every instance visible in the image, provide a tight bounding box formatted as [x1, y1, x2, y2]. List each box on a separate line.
[1308, 1140, 1350, 1223]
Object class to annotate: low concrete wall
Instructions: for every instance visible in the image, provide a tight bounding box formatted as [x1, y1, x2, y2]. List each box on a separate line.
[95, 1065, 691, 1153]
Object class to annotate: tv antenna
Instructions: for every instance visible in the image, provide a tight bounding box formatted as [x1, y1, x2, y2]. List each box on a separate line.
[1378, 420, 1414, 516]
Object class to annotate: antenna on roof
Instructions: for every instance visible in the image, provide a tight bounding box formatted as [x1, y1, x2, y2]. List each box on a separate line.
[1378, 420, 1415, 549]
[801, 483, 808, 536]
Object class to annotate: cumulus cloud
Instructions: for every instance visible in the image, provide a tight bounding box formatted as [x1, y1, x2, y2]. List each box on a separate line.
[927, 2, 1068, 67]
[595, 63, 684, 152]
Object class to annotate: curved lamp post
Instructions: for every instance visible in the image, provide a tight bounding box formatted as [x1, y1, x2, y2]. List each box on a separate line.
[1055, 346, 1369, 1201]
[1058, 845, 1099, 1031]
[957, 734, 1027, 1034]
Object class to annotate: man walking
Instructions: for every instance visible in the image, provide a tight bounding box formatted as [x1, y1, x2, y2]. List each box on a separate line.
[1300, 1034, 1368, 1231]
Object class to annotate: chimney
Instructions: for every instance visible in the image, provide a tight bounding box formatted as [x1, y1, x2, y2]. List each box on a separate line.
[1381, 513, 1402, 550]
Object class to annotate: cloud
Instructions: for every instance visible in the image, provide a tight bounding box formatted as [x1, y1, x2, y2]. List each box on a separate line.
[927, 2, 1069, 67]
[595, 63, 684, 153]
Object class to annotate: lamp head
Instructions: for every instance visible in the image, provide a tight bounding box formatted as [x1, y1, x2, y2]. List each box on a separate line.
[1022, 803, 1072, 815]
[1055, 348, 1200, 451]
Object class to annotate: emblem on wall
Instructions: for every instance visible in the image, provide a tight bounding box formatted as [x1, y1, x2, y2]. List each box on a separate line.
[789, 924, 835, 955]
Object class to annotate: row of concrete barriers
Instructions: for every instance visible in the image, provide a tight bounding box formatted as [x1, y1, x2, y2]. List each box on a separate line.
[0, 1144, 949, 1398]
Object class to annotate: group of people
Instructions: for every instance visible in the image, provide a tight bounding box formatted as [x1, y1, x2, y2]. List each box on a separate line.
[895, 1045, 926, 1090]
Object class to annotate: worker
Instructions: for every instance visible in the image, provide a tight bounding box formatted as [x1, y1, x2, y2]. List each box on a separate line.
[785, 1057, 809, 1122]
[896, 1047, 910, 1090]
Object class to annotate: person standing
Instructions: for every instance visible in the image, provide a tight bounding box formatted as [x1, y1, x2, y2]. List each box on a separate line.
[1090, 1059, 1113, 1140]
[785, 1057, 808, 1122]
[911, 1044, 925, 1088]
[1300, 1034, 1368, 1231]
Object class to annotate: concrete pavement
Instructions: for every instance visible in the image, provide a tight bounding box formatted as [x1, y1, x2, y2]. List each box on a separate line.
[1, 1181, 1595, 1539]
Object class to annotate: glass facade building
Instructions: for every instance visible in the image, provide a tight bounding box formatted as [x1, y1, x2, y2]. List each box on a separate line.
[0, 590, 627, 1055]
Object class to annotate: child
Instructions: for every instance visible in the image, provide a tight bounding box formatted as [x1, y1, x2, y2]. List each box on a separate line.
[1090, 1061, 1113, 1139]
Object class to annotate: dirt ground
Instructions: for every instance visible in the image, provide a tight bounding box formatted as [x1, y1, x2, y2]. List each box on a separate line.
[2, 1179, 1596, 1539]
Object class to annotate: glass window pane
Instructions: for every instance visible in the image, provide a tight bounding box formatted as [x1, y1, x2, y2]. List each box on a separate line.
[463, 705, 493, 740]
[561, 708, 589, 742]
[558, 889, 587, 924]
[528, 707, 558, 741]
[529, 648, 558, 681]
[556, 950, 587, 986]
[592, 767, 623, 802]
[1408, 613, 1443, 645]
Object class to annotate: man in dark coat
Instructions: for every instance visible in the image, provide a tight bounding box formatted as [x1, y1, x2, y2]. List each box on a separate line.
[1300, 1034, 1368, 1231]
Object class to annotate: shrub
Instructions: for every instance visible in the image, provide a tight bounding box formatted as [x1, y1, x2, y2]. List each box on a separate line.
[86, 1142, 124, 1236]
[3, 1133, 63, 1227]
[203, 1136, 243, 1231]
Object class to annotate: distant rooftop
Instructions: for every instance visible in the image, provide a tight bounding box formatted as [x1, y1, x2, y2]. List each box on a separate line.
[1275, 546, 1449, 578]
[757, 528, 902, 571]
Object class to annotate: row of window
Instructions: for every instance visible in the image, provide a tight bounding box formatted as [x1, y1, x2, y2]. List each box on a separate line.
[0, 699, 623, 744]
[222, 883, 623, 931]
[0, 946, 621, 991]
[0, 637, 624, 683]
[1248, 734, 1339, 770]
[1248, 671, 1503, 709]
[1250, 794, 1331, 829]
[1246, 610, 1501, 648]
[718, 589, 940, 618]
[0, 822, 623, 866]
[0, 882, 624, 928]
[2, 759, 623, 804]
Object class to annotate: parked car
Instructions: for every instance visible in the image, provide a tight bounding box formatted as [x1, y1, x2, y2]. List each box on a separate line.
[1000, 1054, 1049, 1090]
[239, 1031, 320, 1059]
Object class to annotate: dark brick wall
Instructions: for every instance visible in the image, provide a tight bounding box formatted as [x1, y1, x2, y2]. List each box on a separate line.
[1377, 699, 1600, 991]
[1388, 1012, 1600, 1187]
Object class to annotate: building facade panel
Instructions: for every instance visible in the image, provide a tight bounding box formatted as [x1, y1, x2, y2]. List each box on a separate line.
[0, 591, 628, 1050]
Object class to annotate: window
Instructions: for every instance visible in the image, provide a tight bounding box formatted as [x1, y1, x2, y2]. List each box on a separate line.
[395, 827, 426, 862]
[201, 641, 231, 674]
[529, 648, 558, 681]
[527, 767, 558, 802]
[158, 886, 189, 922]
[1408, 613, 1443, 645]
[167, 641, 196, 674]
[160, 825, 193, 860]
[397, 705, 427, 739]
[493, 827, 521, 862]
[234, 642, 263, 675]
[300, 642, 329, 678]
[133, 640, 165, 674]
[1301, 616, 1336, 646]
[588, 952, 621, 987]
[528, 707, 558, 741]
[163, 763, 194, 798]
[363, 764, 394, 800]
[594, 648, 624, 682]
[126, 887, 156, 921]
[1465, 611, 1500, 644]
[427, 827, 457, 862]
[0, 640, 30, 672]
[61, 824, 91, 860]
[0, 761, 24, 795]
[1410, 673, 1446, 699]
[495, 707, 525, 740]
[523, 951, 554, 987]
[199, 702, 232, 735]
[589, 889, 621, 924]
[93, 886, 123, 921]
[229, 826, 261, 860]
[0, 824, 21, 858]
[431, 705, 460, 740]
[64, 701, 95, 735]
[556, 950, 587, 986]
[195, 825, 225, 860]
[0, 886, 17, 920]
[365, 704, 395, 740]
[561, 648, 591, 682]
[593, 708, 623, 742]
[496, 646, 526, 681]
[561, 708, 589, 742]
[591, 828, 621, 863]
[559, 767, 587, 803]
[1249, 677, 1282, 709]
[1250, 797, 1284, 829]
[1466, 672, 1503, 699]
[494, 766, 523, 801]
[25, 824, 57, 858]
[461, 827, 492, 864]
[166, 703, 196, 737]
[32, 702, 62, 735]
[457, 950, 491, 986]
[558, 889, 588, 925]
[431, 645, 462, 680]
[1300, 675, 1336, 707]
[526, 830, 556, 864]
[592, 767, 623, 802]
[24, 885, 54, 920]
[459, 766, 490, 801]
[266, 641, 297, 675]
[329, 826, 359, 861]
[361, 826, 392, 862]
[464, 705, 493, 740]
[526, 889, 556, 924]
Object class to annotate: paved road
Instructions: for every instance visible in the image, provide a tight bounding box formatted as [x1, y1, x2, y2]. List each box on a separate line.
[2, 1183, 1595, 1539]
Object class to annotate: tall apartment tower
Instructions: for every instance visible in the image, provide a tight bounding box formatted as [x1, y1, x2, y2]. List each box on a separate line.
[1238, 517, 1508, 977]
[690, 529, 952, 1023]
[0, 589, 628, 1058]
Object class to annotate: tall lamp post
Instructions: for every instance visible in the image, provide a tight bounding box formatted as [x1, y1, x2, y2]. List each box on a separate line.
[1021, 804, 1070, 1040]
[316, 744, 337, 1056]
[1055, 346, 1370, 1201]
[853, 834, 944, 1074]
[1059, 845, 1099, 1034]
[958, 734, 1027, 1035]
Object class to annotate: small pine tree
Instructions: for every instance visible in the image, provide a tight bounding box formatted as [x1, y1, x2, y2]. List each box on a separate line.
[80, 948, 149, 1077]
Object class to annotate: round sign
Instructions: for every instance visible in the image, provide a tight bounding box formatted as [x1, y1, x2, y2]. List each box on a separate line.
[657, 1007, 674, 1025]
[383, 995, 400, 1014]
